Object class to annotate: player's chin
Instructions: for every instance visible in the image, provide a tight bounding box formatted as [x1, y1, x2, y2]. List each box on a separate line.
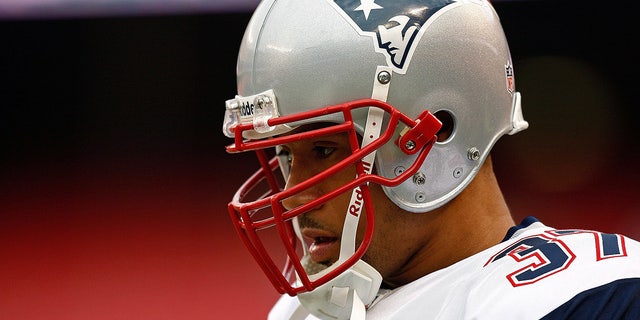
[301, 254, 331, 275]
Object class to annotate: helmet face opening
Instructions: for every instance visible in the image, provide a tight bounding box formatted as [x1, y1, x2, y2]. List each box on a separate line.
[226, 98, 441, 295]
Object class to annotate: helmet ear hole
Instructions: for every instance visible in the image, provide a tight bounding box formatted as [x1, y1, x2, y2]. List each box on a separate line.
[434, 110, 455, 143]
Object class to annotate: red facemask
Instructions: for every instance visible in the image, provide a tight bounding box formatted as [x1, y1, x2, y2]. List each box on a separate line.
[225, 98, 441, 296]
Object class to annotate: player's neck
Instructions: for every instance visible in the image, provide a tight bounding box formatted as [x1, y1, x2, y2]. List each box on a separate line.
[382, 156, 515, 288]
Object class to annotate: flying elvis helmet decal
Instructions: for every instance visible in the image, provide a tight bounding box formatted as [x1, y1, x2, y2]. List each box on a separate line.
[327, 0, 456, 74]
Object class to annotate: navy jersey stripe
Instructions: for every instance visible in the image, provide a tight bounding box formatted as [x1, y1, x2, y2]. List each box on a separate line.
[541, 278, 640, 320]
[502, 216, 540, 242]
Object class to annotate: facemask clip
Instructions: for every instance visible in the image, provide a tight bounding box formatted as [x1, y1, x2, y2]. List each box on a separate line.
[222, 89, 279, 138]
[396, 110, 442, 155]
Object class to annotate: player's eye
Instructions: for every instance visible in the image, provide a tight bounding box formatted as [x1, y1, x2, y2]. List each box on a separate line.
[277, 148, 292, 165]
[313, 146, 336, 159]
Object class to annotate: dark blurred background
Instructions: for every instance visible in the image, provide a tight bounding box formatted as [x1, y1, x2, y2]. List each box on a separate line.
[1, 1, 638, 319]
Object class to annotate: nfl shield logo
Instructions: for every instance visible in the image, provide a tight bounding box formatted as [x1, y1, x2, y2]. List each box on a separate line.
[505, 61, 515, 93]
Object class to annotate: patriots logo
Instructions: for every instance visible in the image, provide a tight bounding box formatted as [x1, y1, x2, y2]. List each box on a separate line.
[327, 0, 456, 74]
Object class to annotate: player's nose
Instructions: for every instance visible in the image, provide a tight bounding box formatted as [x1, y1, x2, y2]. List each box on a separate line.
[281, 163, 321, 211]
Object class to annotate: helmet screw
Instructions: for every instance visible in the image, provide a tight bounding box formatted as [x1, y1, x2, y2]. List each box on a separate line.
[453, 167, 463, 178]
[255, 97, 264, 109]
[394, 166, 406, 176]
[413, 172, 426, 185]
[467, 147, 481, 161]
[415, 192, 426, 203]
[377, 70, 391, 84]
[405, 140, 416, 151]
[255, 95, 271, 110]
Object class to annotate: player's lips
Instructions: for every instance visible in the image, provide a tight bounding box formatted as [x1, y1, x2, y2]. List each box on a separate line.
[302, 228, 339, 264]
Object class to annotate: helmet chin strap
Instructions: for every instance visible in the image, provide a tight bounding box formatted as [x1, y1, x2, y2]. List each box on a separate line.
[293, 66, 392, 320]
[338, 65, 391, 261]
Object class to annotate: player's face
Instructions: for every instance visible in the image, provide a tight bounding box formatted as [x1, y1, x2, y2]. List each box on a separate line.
[279, 126, 420, 283]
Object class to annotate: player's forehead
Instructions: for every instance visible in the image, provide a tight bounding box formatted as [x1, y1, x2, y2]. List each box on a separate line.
[277, 122, 353, 148]
[288, 122, 336, 134]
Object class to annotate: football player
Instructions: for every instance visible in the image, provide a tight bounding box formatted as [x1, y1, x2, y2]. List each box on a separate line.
[221, 0, 640, 319]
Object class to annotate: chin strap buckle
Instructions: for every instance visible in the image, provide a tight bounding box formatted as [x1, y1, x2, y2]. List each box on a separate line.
[396, 110, 442, 155]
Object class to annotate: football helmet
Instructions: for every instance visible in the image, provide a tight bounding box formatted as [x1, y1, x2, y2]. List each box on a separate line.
[222, 0, 527, 319]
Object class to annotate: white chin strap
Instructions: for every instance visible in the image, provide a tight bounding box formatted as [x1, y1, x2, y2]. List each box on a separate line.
[293, 66, 392, 320]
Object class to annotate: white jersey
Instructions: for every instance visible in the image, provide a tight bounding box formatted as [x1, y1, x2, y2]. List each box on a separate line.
[269, 216, 640, 319]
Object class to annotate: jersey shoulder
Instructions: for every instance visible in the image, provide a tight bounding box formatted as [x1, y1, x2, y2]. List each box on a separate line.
[475, 221, 640, 318]
[368, 219, 640, 319]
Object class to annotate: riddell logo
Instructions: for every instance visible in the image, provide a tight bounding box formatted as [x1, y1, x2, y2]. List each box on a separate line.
[327, 0, 455, 74]
[239, 101, 254, 117]
[348, 187, 365, 217]
[347, 160, 373, 217]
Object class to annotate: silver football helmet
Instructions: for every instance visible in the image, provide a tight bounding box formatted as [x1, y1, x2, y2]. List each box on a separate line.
[223, 0, 527, 319]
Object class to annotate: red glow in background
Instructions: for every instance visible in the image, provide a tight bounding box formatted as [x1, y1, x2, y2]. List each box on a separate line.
[1, 3, 638, 320]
